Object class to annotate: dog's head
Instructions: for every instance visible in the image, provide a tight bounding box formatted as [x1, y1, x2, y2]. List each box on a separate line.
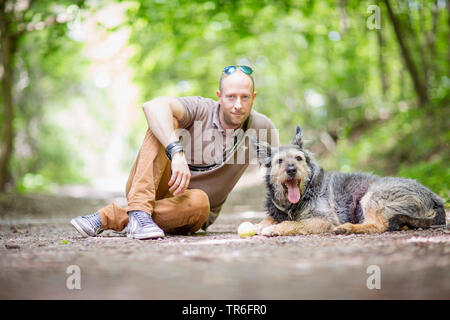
[253, 125, 313, 205]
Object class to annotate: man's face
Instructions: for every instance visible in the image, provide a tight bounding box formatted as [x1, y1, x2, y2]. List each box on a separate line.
[216, 71, 257, 130]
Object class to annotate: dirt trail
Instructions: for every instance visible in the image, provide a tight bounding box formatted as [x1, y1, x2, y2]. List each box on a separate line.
[1, 184, 449, 299]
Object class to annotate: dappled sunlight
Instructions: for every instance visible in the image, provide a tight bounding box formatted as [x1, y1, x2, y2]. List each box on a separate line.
[60, 3, 141, 193]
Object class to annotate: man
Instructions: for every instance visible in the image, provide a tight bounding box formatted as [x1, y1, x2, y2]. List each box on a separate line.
[71, 65, 279, 239]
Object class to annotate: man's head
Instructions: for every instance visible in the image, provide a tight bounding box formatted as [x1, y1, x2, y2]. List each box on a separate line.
[216, 66, 257, 130]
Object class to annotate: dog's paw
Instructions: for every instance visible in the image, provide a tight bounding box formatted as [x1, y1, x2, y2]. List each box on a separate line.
[254, 223, 265, 235]
[333, 223, 353, 235]
[261, 225, 281, 237]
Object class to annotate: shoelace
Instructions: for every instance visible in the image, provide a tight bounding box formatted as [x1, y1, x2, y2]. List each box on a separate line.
[132, 211, 153, 227]
[84, 212, 103, 230]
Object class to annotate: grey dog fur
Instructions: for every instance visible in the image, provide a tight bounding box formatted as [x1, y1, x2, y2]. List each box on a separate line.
[255, 125, 446, 231]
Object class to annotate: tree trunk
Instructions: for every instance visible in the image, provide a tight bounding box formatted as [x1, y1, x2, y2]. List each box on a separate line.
[383, 0, 429, 105]
[426, 1, 439, 72]
[417, 4, 429, 85]
[338, 0, 349, 34]
[377, 27, 388, 98]
[0, 3, 16, 192]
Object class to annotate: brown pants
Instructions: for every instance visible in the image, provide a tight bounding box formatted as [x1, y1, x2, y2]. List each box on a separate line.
[98, 123, 210, 235]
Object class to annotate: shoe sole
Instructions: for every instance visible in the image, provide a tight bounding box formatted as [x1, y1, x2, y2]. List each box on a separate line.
[126, 231, 165, 240]
[70, 219, 92, 238]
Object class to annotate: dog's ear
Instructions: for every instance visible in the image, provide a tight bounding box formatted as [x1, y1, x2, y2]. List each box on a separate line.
[292, 125, 304, 149]
[250, 136, 272, 167]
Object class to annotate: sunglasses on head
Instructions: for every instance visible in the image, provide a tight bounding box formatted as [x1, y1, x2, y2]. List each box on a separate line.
[223, 65, 253, 75]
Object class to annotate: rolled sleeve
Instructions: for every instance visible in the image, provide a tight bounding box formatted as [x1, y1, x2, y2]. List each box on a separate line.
[176, 96, 213, 129]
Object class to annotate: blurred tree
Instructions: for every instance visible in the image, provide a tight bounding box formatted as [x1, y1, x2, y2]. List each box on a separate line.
[0, 0, 87, 192]
[384, 0, 432, 105]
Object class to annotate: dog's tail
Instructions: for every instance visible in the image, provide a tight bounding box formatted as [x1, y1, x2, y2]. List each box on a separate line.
[388, 196, 447, 230]
[431, 196, 447, 227]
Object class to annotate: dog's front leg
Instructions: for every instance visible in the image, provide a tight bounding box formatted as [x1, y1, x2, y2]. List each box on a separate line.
[261, 218, 333, 236]
[254, 217, 277, 234]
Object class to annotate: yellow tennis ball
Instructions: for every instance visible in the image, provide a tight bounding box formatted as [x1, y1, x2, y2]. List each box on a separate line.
[238, 221, 256, 238]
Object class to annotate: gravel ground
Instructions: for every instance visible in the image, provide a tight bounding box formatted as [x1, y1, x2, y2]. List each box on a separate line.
[1, 190, 450, 300]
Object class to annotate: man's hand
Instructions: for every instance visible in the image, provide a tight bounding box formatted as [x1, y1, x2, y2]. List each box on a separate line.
[168, 152, 191, 196]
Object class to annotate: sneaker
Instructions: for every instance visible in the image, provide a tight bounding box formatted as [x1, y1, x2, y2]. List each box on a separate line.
[70, 212, 103, 237]
[127, 210, 165, 240]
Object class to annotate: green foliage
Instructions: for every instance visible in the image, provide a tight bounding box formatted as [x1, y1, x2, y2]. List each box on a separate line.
[322, 105, 449, 200]
[120, 0, 448, 199]
[1, 0, 448, 199]
[2, 1, 96, 192]
[398, 160, 449, 201]
[14, 121, 89, 193]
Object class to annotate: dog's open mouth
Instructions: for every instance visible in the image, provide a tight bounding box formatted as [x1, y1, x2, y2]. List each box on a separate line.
[282, 178, 301, 204]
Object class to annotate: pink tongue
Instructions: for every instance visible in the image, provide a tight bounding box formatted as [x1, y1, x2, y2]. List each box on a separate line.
[285, 180, 300, 204]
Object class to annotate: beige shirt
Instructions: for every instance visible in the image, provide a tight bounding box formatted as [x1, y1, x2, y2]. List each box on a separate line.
[176, 96, 279, 229]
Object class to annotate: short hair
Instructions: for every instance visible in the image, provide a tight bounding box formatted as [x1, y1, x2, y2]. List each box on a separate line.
[219, 71, 255, 93]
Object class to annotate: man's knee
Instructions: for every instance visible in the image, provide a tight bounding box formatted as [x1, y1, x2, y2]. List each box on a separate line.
[165, 189, 210, 235]
[185, 189, 210, 227]
[189, 189, 210, 216]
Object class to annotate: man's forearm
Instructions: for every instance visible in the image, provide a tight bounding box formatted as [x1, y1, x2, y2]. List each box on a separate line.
[142, 96, 191, 196]
[142, 97, 179, 148]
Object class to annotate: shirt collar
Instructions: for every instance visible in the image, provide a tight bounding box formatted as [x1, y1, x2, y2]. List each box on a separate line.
[213, 103, 224, 133]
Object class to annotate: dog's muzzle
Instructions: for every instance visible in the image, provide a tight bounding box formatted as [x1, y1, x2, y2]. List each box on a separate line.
[286, 165, 297, 178]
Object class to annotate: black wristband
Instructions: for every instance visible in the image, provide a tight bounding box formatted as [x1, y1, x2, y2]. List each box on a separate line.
[165, 141, 184, 160]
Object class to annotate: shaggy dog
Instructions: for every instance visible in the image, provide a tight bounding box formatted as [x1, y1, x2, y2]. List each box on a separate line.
[253, 125, 446, 236]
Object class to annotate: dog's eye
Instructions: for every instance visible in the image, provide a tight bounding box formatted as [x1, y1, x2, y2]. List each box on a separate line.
[277, 158, 283, 165]
[295, 156, 303, 161]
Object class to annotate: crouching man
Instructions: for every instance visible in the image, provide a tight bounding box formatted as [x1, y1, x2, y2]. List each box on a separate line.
[71, 66, 279, 239]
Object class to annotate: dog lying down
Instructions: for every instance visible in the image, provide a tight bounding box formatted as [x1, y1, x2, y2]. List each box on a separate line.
[253, 125, 446, 236]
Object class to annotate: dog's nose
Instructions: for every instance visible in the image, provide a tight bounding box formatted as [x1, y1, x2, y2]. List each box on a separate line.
[286, 165, 297, 177]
